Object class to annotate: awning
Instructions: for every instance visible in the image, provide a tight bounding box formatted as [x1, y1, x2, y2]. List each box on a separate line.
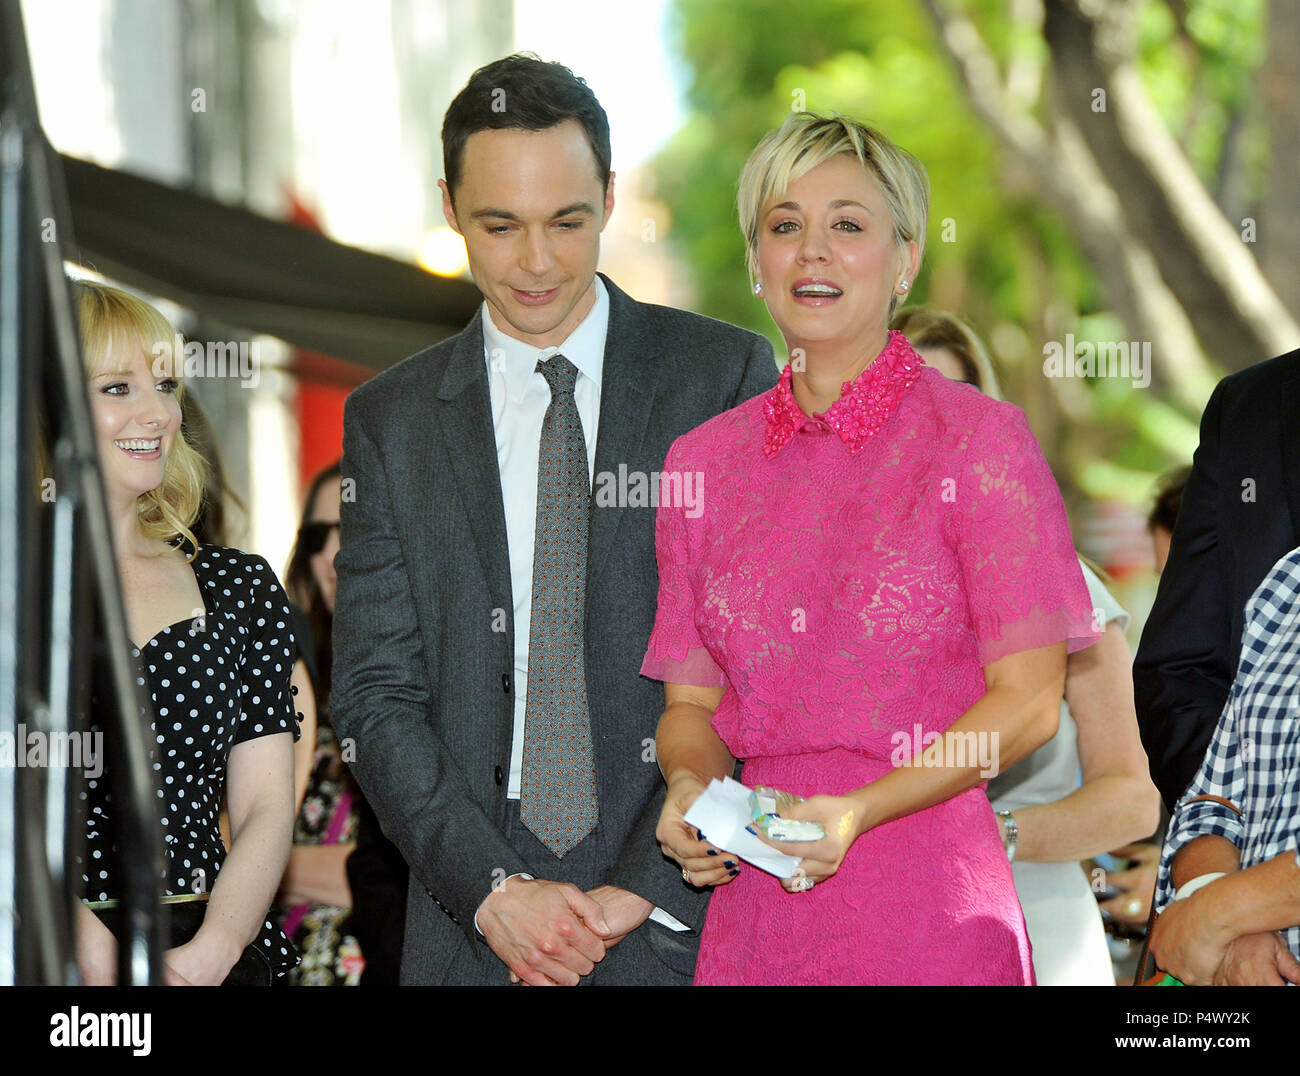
[59, 154, 480, 371]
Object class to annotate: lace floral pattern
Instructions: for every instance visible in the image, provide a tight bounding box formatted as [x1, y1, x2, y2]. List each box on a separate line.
[641, 340, 1098, 984]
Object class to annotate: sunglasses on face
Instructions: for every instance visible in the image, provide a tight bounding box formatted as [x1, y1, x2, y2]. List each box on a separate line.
[298, 521, 340, 556]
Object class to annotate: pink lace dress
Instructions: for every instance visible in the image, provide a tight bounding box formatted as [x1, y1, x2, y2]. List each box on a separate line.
[641, 332, 1098, 985]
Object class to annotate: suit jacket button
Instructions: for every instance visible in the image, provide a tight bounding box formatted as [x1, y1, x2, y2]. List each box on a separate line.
[502, 674, 511, 693]
[494, 765, 504, 786]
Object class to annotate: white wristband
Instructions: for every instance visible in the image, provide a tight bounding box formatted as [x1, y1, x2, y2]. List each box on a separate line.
[474, 872, 535, 935]
[1172, 871, 1227, 902]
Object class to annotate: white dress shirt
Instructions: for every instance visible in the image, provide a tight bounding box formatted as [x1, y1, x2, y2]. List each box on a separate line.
[482, 276, 608, 799]
[479, 277, 688, 934]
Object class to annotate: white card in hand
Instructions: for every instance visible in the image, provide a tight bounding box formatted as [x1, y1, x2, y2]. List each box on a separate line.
[683, 777, 803, 879]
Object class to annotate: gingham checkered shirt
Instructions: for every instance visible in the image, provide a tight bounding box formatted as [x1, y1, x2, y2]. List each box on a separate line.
[1155, 544, 1300, 959]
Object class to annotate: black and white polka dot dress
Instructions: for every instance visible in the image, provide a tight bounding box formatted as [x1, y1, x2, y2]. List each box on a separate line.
[80, 545, 302, 979]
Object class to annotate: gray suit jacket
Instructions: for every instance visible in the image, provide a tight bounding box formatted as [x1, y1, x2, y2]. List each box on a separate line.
[331, 274, 776, 983]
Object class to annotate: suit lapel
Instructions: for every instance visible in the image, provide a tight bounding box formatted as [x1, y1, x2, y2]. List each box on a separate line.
[430, 279, 658, 618]
[587, 275, 659, 595]
[433, 315, 513, 619]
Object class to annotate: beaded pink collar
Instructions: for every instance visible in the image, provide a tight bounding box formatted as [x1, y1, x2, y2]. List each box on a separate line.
[762, 330, 926, 458]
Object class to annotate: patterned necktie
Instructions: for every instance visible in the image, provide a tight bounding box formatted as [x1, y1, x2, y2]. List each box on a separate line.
[520, 354, 598, 857]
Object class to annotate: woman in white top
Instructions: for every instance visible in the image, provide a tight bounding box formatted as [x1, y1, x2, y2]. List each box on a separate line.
[893, 308, 1162, 984]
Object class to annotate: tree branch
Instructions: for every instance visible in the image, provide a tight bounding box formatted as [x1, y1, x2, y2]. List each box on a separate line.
[921, 0, 1211, 405]
[1043, 0, 1299, 369]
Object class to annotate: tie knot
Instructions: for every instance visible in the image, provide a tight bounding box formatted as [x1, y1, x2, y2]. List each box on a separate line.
[536, 354, 579, 397]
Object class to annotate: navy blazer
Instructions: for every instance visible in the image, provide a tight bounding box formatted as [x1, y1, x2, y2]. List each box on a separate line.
[1133, 349, 1300, 811]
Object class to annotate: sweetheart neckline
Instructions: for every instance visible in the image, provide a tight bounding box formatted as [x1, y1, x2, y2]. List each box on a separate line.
[130, 614, 201, 653]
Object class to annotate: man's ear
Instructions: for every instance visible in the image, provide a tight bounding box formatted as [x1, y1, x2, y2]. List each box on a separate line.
[600, 170, 616, 230]
[439, 179, 462, 235]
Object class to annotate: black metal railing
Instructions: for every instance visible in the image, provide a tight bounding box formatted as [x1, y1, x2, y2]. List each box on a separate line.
[1, 0, 164, 985]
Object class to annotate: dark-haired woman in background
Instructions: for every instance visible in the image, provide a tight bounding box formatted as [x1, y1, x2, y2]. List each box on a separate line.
[275, 463, 365, 985]
[278, 462, 410, 984]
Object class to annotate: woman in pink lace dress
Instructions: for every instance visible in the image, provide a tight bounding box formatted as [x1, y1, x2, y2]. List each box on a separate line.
[642, 113, 1099, 985]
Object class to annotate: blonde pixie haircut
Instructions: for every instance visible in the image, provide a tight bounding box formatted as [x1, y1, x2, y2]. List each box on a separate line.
[737, 112, 929, 316]
[73, 280, 207, 557]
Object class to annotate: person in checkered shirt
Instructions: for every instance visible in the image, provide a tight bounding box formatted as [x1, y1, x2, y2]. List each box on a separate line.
[1149, 545, 1300, 985]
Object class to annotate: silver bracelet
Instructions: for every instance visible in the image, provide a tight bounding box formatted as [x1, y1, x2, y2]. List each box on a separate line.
[996, 810, 1018, 863]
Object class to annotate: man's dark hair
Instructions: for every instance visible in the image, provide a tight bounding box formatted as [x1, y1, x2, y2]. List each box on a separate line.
[442, 53, 611, 199]
[1148, 464, 1191, 534]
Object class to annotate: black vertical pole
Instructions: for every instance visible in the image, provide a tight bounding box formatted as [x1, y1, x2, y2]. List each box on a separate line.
[0, 0, 164, 985]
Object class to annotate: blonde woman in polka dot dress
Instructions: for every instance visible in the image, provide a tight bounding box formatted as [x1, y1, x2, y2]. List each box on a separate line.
[71, 281, 300, 985]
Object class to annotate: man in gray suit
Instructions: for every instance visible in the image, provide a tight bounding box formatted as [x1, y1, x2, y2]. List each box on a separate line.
[331, 54, 775, 985]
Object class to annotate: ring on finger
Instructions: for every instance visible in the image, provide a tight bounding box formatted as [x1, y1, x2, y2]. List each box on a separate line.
[683, 867, 692, 885]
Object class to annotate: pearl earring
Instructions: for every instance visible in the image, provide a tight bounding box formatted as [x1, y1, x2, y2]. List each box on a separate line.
[754, 282, 763, 296]
[899, 281, 910, 292]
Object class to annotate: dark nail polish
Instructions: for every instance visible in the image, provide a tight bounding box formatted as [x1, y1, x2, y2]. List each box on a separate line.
[744, 825, 757, 835]
[728, 869, 740, 877]
[706, 849, 718, 856]
[724, 860, 736, 868]
[696, 829, 706, 840]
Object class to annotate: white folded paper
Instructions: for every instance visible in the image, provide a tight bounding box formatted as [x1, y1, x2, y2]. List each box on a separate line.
[682, 776, 803, 879]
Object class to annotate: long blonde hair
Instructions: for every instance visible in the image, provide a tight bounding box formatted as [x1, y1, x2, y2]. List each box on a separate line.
[73, 280, 207, 556]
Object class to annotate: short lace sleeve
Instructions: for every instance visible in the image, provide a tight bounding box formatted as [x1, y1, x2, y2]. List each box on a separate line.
[640, 441, 728, 688]
[234, 555, 301, 745]
[956, 404, 1099, 665]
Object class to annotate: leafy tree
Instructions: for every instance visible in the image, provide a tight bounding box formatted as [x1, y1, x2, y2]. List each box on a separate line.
[653, 0, 1296, 509]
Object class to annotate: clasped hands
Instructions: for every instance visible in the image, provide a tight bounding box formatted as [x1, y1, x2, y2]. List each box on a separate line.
[656, 775, 869, 894]
[1149, 887, 1300, 986]
[475, 876, 652, 985]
